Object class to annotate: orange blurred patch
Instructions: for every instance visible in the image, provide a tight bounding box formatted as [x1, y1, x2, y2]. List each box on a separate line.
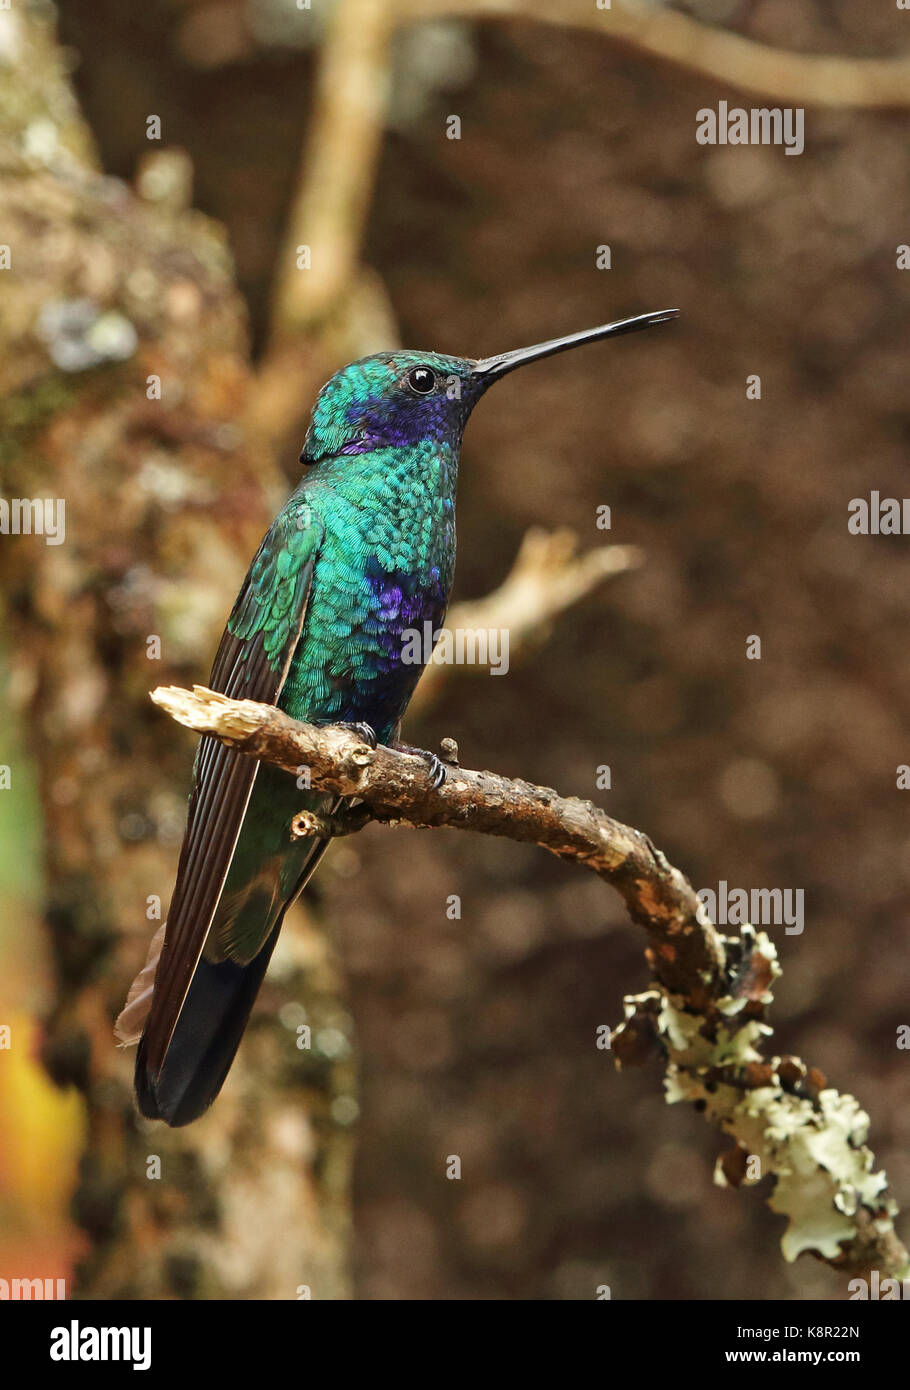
[0, 1012, 87, 1284]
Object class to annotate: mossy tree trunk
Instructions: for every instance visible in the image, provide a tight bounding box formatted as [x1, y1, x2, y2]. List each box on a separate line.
[0, 5, 353, 1299]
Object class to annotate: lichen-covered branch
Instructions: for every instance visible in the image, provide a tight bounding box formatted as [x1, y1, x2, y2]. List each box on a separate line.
[151, 682, 910, 1282]
[616, 951, 909, 1279]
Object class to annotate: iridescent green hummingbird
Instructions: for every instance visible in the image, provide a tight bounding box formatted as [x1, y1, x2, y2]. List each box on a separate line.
[118, 309, 678, 1125]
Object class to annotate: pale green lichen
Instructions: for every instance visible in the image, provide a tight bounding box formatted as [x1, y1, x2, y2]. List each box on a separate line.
[717, 1086, 891, 1263]
[623, 927, 903, 1270]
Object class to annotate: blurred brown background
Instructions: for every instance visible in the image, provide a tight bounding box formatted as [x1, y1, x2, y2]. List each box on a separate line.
[2, 0, 909, 1300]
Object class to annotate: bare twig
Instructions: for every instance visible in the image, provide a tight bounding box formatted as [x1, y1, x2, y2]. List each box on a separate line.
[256, 0, 910, 442]
[150, 683, 910, 1282]
[272, 0, 395, 337]
[402, 0, 910, 109]
[249, 0, 399, 454]
[152, 682, 719, 995]
[411, 530, 643, 710]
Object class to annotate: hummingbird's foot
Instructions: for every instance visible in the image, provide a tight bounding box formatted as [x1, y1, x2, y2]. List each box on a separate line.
[394, 740, 449, 790]
[338, 720, 377, 749]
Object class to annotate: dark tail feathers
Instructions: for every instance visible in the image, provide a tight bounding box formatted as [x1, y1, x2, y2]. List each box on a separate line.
[135, 922, 282, 1127]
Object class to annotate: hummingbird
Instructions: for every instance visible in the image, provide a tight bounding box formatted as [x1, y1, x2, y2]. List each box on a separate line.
[117, 309, 678, 1125]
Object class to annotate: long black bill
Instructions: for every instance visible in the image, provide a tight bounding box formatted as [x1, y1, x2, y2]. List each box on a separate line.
[470, 309, 679, 384]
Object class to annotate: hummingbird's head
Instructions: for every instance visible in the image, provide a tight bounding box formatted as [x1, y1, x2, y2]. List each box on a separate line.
[300, 310, 679, 465]
[300, 350, 483, 464]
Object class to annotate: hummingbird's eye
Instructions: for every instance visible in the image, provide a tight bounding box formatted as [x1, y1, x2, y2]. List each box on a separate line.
[405, 366, 437, 395]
